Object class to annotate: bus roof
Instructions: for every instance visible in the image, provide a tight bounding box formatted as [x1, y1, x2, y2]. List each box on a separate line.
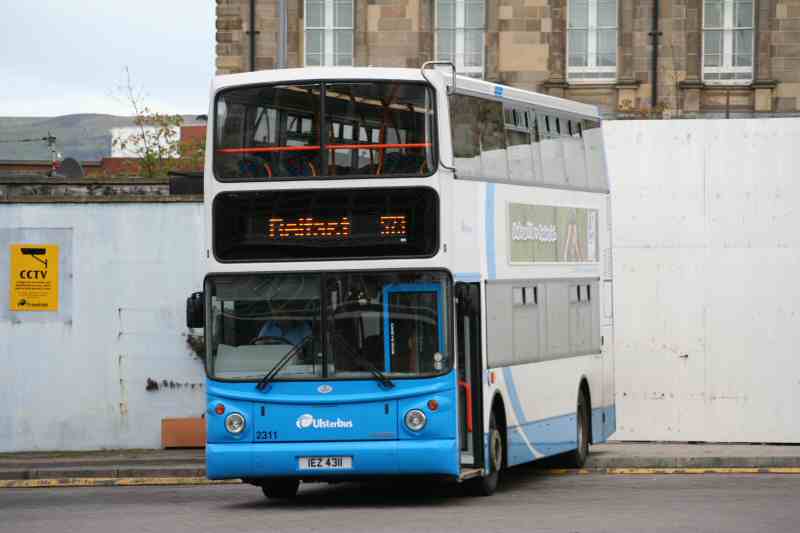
[212, 67, 601, 121]
[451, 74, 601, 120]
[213, 67, 429, 91]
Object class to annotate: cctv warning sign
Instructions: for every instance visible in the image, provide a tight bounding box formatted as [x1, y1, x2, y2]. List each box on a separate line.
[9, 244, 59, 311]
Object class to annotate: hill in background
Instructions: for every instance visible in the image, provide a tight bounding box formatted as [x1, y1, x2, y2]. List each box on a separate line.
[0, 114, 200, 161]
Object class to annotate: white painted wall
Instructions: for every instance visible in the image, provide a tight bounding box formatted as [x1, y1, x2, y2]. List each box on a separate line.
[0, 203, 206, 451]
[3, 118, 799, 451]
[607, 118, 800, 442]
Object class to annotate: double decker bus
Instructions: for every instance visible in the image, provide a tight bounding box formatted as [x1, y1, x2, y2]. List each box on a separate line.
[186, 65, 615, 498]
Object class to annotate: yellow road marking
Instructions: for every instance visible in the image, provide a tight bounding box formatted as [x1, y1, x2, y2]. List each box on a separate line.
[0, 477, 242, 489]
[606, 467, 761, 475]
[539, 468, 593, 475]
[540, 467, 800, 476]
[759, 467, 800, 474]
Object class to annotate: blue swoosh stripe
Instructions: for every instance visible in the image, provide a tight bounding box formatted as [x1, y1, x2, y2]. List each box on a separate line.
[485, 183, 496, 280]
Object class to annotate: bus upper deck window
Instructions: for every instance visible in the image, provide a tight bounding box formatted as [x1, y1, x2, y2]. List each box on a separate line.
[324, 82, 435, 177]
[214, 83, 322, 180]
[213, 81, 435, 181]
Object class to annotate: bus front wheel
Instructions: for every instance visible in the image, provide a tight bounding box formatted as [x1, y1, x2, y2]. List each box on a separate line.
[261, 478, 300, 500]
[465, 410, 503, 497]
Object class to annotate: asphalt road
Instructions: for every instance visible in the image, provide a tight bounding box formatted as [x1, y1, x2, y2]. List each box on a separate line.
[2, 468, 798, 533]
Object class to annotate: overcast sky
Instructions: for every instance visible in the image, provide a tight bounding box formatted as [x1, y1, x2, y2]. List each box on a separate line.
[0, 0, 215, 117]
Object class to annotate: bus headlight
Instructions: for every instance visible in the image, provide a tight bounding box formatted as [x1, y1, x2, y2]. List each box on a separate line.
[404, 409, 427, 432]
[225, 412, 246, 434]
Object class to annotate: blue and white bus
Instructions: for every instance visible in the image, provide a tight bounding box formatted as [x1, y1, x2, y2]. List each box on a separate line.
[186, 64, 615, 498]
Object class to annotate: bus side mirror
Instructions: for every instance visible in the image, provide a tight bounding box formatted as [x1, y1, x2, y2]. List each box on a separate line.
[186, 292, 204, 328]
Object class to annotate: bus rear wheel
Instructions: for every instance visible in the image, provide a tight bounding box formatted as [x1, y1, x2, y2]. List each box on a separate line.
[261, 478, 300, 500]
[565, 389, 590, 468]
[465, 410, 503, 497]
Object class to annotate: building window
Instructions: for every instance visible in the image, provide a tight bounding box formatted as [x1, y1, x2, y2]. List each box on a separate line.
[567, 0, 617, 82]
[435, 0, 485, 78]
[703, 0, 753, 83]
[304, 0, 353, 66]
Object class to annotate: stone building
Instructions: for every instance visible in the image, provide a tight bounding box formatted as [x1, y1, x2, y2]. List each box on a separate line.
[215, 0, 800, 117]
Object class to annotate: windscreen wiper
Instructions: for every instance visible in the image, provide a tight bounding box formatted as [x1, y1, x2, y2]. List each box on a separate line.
[331, 332, 394, 389]
[255, 336, 313, 391]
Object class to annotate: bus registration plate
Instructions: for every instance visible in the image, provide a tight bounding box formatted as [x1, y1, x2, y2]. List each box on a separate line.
[299, 456, 353, 470]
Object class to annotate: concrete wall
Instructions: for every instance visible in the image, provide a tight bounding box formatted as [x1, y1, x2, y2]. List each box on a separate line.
[607, 117, 800, 442]
[0, 202, 205, 452]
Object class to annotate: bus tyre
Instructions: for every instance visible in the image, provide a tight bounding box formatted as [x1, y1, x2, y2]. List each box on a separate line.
[566, 390, 590, 468]
[465, 411, 503, 497]
[261, 478, 300, 500]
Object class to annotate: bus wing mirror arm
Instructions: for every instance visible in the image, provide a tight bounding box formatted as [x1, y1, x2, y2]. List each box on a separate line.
[186, 291, 204, 329]
[420, 61, 455, 95]
[420, 61, 457, 174]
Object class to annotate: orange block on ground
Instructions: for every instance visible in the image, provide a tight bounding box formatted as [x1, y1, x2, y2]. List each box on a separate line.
[161, 417, 206, 449]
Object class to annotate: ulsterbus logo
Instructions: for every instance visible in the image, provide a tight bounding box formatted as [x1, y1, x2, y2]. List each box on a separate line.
[295, 414, 353, 429]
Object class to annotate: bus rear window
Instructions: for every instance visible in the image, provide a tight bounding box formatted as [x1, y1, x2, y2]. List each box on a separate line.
[213, 187, 439, 261]
[214, 81, 436, 181]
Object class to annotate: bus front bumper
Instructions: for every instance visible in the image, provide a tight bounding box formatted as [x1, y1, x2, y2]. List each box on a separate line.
[207, 439, 459, 479]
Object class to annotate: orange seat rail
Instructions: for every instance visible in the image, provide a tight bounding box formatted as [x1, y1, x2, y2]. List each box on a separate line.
[216, 142, 430, 154]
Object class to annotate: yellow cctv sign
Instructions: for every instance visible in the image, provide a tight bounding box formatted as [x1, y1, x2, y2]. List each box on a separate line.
[9, 244, 59, 311]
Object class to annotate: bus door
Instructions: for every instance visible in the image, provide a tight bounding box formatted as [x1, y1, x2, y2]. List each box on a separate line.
[382, 284, 444, 374]
[455, 282, 483, 468]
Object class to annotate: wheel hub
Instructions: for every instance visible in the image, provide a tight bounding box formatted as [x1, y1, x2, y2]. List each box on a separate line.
[490, 429, 502, 470]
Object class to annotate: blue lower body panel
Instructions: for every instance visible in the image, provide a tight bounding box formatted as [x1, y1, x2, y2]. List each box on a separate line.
[207, 439, 459, 480]
[505, 405, 617, 467]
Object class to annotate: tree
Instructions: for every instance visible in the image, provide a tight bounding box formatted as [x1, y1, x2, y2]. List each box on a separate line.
[112, 67, 200, 177]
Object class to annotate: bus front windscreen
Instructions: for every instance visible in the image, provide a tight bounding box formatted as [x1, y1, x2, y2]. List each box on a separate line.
[214, 81, 436, 180]
[205, 271, 450, 382]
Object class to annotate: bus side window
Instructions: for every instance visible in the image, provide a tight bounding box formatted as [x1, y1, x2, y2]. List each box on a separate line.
[449, 93, 482, 178]
[530, 109, 543, 185]
[564, 116, 588, 188]
[529, 110, 540, 143]
[449, 93, 508, 181]
[582, 119, 608, 191]
[505, 105, 533, 183]
[478, 99, 509, 181]
[538, 112, 567, 186]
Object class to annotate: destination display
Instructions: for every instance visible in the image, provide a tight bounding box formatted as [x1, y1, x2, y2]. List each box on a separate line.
[213, 188, 437, 261]
[267, 214, 407, 241]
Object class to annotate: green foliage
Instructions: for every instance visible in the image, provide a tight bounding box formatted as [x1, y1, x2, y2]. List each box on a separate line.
[112, 110, 184, 177]
[112, 67, 204, 177]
